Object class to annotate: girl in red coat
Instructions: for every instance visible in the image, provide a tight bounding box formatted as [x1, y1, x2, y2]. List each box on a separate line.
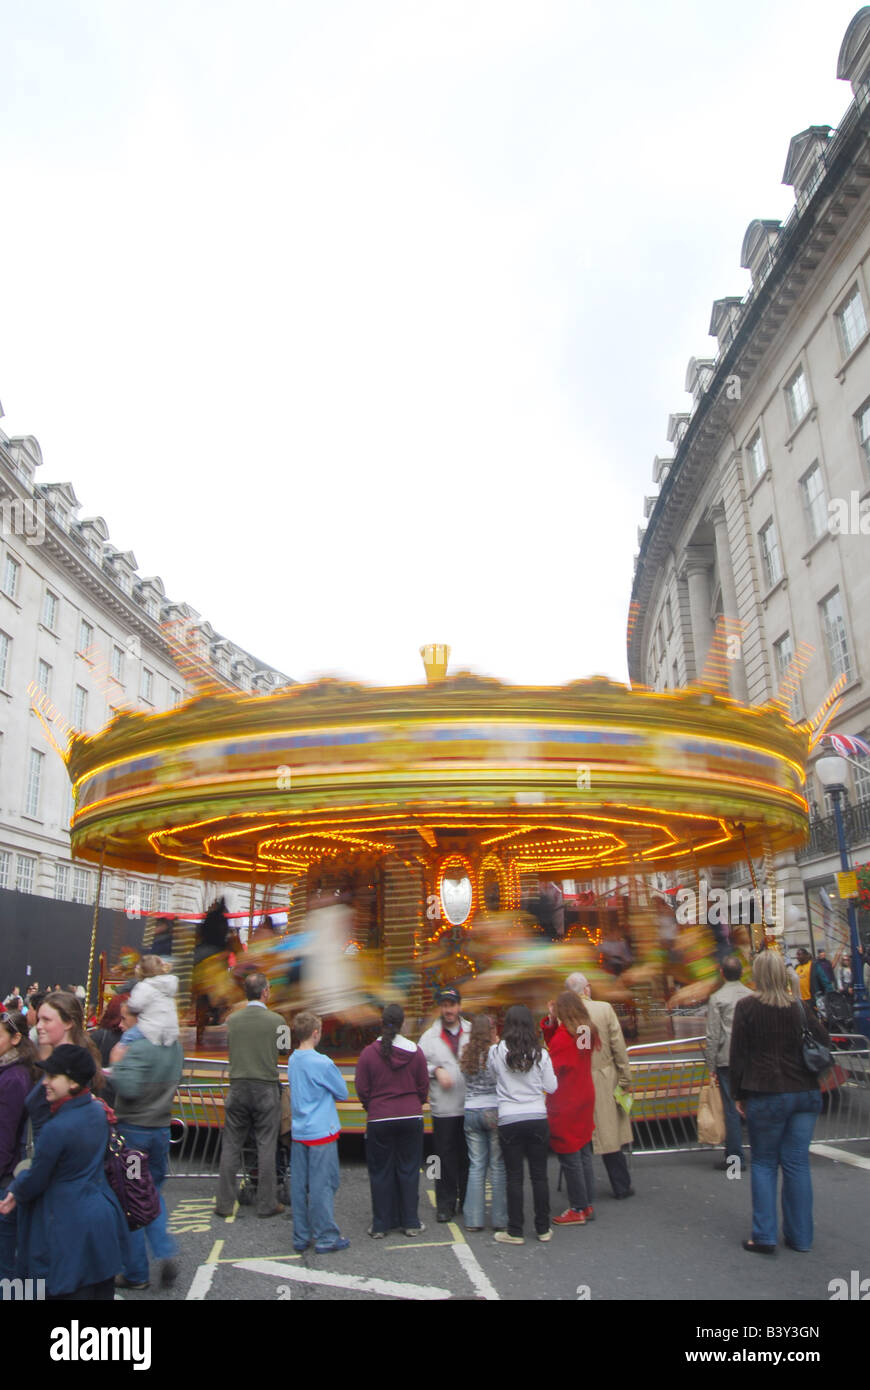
[546, 990, 598, 1225]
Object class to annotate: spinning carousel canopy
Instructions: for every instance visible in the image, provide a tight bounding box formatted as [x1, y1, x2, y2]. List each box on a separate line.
[66, 676, 810, 881]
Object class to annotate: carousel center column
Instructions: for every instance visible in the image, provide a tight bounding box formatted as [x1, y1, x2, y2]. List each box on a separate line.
[382, 852, 425, 1024]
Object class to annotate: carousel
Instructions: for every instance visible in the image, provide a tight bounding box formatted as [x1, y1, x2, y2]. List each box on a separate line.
[66, 645, 814, 1051]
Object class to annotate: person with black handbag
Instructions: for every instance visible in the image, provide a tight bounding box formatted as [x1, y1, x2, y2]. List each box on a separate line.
[729, 950, 831, 1255]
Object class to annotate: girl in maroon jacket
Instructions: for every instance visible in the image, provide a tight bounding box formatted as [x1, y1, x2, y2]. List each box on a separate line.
[355, 1003, 429, 1238]
[546, 991, 598, 1225]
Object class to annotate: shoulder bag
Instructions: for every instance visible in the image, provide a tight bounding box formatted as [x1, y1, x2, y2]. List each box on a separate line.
[796, 1004, 833, 1076]
[104, 1127, 162, 1231]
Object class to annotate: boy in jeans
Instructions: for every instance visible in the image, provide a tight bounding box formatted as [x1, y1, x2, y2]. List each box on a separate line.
[287, 1011, 350, 1253]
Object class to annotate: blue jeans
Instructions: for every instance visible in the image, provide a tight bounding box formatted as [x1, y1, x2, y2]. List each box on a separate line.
[744, 1091, 822, 1250]
[291, 1140, 341, 1249]
[556, 1143, 594, 1211]
[463, 1109, 506, 1229]
[716, 1067, 744, 1163]
[120, 1124, 177, 1284]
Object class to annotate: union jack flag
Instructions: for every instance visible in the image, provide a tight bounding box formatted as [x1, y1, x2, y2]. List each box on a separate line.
[825, 733, 870, 758]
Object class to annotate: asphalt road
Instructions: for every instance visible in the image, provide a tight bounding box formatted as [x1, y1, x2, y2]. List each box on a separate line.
[117, 1138, 870, 1305]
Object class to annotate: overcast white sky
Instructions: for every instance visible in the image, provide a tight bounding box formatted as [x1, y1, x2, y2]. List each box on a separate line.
[1, 0, 864, 688]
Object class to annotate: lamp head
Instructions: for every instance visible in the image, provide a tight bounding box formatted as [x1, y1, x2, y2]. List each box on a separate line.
[816, 755, 848, 793]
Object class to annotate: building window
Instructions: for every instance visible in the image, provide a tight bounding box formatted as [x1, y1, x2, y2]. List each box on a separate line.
[111, 645, 124, 681]
[664, 596, 674, 637]
[36, 658, 52, 695]
[0, 631, 9, 688]
[0, 850, 9, 889]
[157, 884, 172, 912]
[2, 555, 20, 600]
[819, 589, 853, 683]
[853, 734, 870, 804]
[42, 590, 58, 630]
[773, 632, 800, 720]
[746, 431, 766, 485]
[800, 463, 828, 544]
[55, 863, 70, 900]
[836, 285, 867, 356]
[856, 398, 870, 471]
[140, 667, 154, 702]
[16, 855, 36, 895]
[99, 873, 112, 907]
[140, 881, 154, 912]
[672, 660, 679, 689]
[72, 867, 93, 904]
[78, 618, 94, 654]
[169, 686, 181, 707]
[785, 367, 811, 429]
[758, 519, 783, 589]
[73, 685, 88, 729]
[25, 748, 44, 817]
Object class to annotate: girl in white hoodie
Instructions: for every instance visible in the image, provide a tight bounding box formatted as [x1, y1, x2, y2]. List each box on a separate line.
[128, 957, 180, 1047]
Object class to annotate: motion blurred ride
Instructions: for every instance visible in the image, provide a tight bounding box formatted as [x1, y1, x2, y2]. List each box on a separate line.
[67, 664, 812, 1061]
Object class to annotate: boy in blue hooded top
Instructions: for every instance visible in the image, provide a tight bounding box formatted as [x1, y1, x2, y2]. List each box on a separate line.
[287, 1011, 350, 1253]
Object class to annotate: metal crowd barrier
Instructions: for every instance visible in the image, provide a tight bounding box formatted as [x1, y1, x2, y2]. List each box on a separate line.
[166, 1037, 870, 1176]
[626, 1034, 870, 1155]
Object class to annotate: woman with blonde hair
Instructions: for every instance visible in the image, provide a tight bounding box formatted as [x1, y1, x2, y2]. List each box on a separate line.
[729, 949, 830, 1254]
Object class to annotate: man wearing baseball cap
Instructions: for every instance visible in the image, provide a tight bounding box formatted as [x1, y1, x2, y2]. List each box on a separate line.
[418, 987, 471, 1222]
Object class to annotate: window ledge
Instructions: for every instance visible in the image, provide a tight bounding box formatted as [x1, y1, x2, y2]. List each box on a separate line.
[836, 329, 870, 383]
[1, 592, 22, 610]
[785, 405, 818, 452]
[37, 622, 59, 640]
[747, 465, 771, 501]
[761, 576, 788, 606]
[802, 530, 834, 564]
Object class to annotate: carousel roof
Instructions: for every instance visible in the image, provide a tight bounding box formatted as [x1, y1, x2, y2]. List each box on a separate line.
[66, 674, 810, 880]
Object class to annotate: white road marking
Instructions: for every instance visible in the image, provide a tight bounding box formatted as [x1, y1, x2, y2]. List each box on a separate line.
[186, 1263, 219, 1300]
[451, 1242, 500, 1300]
[232, 1257, 452, 1300]
[811, 1142, 870, 1170]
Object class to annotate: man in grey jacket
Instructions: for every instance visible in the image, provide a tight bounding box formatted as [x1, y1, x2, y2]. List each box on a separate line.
[418, 988, 471, 1222]
[704, 955, 752, 1173]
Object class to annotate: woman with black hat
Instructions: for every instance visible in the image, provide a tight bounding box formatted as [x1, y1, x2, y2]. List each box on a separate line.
[0, 1044, 128, 1299]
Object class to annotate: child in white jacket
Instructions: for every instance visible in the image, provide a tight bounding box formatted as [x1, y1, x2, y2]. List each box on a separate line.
[128, 956, 180, 1047]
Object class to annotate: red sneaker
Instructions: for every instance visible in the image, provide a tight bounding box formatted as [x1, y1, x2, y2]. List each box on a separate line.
[552, 1208, 586, 1225]
[581, 1206, 595, 1221]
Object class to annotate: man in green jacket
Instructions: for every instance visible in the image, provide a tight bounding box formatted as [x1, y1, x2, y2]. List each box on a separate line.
[215, 973, 285, 1219]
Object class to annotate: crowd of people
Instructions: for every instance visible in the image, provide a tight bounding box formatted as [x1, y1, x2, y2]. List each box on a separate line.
[0, 934, 844, 1297]
[0, 960, 183, 1299]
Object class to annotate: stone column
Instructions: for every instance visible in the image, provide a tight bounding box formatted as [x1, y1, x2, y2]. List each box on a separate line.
[710, 503, 748, 701]
[682, 549, 715, 681]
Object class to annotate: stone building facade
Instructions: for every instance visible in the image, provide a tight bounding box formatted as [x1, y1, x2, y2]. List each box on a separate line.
[628, 10, 870, 949]
[0, 417, 292, 918]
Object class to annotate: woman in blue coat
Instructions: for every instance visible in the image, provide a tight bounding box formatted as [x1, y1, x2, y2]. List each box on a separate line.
[0, 1044, 129, 1299]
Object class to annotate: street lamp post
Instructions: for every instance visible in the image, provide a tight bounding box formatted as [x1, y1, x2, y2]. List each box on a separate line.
[815, 757, 870, 1042]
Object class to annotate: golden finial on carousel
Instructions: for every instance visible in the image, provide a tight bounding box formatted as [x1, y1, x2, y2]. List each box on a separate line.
[420, 643, 451, 683]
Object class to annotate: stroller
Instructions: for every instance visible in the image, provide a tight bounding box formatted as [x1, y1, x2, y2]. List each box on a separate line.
[237, 1083, 292, 1206]
[818, 989, 854, 1038]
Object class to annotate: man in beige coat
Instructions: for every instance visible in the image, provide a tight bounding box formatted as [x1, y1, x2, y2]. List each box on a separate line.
[545, 972, 634, 1199]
